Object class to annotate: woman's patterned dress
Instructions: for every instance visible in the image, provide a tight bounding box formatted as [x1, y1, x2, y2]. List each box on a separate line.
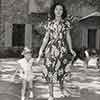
[43, 19, 71, 83]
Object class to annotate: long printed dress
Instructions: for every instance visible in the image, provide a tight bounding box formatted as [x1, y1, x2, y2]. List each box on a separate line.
[43, 19, 71, 83]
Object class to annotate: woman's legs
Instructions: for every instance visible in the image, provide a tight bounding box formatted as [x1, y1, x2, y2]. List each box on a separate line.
[21, 80, 27, 100]
[48, 77, 54, 100]
[60, 80, 71, 97]
[49, 83, 53, 97]
[59, 79, 65, 96]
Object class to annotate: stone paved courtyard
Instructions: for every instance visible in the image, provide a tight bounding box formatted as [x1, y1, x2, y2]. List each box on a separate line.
[0, 58, 100, 100]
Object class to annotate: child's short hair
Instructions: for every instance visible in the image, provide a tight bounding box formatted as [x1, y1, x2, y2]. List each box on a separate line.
[21, 47, 32, 55]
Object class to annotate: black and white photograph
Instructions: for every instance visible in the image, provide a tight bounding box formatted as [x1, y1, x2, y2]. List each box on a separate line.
[0, 0, 100, 100]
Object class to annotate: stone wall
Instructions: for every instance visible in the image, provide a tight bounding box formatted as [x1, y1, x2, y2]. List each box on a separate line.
[1, 0, 28, 24]
[0, 0, 28, 47]
[0, 0, 98, 48]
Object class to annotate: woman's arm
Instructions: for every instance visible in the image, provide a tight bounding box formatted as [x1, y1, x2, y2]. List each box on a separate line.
[11, 62, 22, 81]
[13, 63, 22, 76]
[66, 30, 72, 51]
[39, 31, 50, 57]
[66, 30, 76, 56]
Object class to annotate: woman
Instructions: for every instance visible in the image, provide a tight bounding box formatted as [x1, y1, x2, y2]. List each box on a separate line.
[37, 3, 76, 100]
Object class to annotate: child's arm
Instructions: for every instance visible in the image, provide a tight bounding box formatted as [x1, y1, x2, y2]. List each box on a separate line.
[11, 62, 22, 81]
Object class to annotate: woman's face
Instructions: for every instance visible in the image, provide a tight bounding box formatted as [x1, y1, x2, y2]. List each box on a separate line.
[54, 5, 63, 18]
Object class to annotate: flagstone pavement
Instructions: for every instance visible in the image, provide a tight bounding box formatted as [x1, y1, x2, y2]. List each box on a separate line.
[0, 58, 100, 100]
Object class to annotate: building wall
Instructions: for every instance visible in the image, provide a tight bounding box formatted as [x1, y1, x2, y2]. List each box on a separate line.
[79, 17, 100, 49]
[0, 0, 98, 49]
[0, 0, 28, 47]
[1, 0, 28, 24]
[0, 0, 48, 48]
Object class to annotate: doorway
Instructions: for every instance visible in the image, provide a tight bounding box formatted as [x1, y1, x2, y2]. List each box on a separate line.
[12, 24, 25, 47]
[88, 29, 97, 49]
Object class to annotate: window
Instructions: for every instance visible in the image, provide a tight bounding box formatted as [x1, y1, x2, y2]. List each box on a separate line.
[88, 29, 97, 49]
[12, 24, 25, 47]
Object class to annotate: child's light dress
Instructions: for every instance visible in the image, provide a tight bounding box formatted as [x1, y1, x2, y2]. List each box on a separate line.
[17, 58, 34, 82]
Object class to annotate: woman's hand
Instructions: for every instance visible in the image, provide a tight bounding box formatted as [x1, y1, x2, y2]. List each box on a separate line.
[70, 49, 76, 57]
[36, 50, 43, 63]
[36, 56, 41, 63]
[11, 75, 15, 82]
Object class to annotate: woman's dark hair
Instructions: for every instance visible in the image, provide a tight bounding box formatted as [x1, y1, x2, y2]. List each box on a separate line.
[49, 3, 67, 20]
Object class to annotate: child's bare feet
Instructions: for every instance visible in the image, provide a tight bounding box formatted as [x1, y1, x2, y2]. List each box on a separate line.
[29, 91, 34, 98]
[21, 96, 25, 100]
[48, 96, 54, 100]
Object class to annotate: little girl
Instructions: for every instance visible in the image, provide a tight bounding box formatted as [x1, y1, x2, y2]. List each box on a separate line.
[12, 47, 34, 100]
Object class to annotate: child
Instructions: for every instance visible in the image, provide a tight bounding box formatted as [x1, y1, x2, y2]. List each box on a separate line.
[88, 49, 99, 68]
[12, 47, 34, 100]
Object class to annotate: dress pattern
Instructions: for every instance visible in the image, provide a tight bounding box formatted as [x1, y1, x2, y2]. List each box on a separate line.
[43, 19, 71, 83]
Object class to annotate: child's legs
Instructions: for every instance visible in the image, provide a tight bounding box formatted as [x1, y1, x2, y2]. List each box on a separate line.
[21, 80, 27, 97]
[28, 80, 34, 98]
[28, 80, 33, 90]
